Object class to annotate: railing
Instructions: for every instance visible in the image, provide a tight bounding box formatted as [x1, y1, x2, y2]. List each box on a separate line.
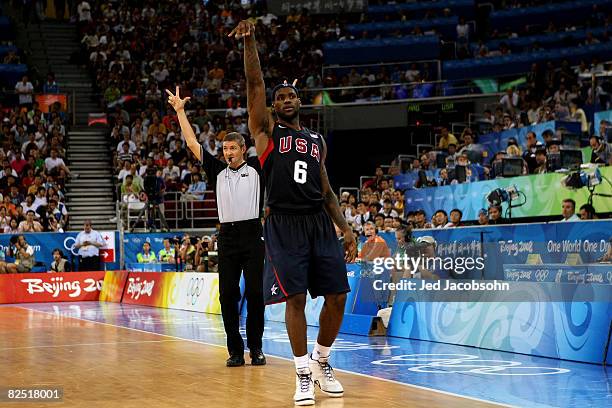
[116, 190, 219, 232]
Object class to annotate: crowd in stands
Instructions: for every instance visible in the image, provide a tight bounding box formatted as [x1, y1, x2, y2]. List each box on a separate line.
[0, 75, 71, 234]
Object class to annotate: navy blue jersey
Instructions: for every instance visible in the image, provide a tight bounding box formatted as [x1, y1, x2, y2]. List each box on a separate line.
[259, 123, 324, 214]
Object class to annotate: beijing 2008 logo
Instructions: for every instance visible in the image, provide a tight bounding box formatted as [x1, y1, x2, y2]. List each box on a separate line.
[187, 277, 205, 306]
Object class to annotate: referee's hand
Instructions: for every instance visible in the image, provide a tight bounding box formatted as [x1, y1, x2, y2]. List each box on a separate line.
[343, 229, 357, 263]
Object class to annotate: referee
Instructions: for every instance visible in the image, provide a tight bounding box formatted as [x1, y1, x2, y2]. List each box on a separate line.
[167, 87, 265, 367]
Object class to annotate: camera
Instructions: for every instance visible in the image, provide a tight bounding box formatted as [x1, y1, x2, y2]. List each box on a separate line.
[143, 167, 160, 200]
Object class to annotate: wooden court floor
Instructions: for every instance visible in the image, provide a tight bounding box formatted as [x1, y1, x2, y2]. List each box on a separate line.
[0, 307, 501, 408]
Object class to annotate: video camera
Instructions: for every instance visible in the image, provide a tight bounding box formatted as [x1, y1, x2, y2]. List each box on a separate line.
[143, 167, 161, 200]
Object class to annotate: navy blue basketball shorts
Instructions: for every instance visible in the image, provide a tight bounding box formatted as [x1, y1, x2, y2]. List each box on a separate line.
[263, 210, 350, 305]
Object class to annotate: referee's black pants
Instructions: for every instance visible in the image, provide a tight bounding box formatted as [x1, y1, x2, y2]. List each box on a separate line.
[217, 218, 265, 355]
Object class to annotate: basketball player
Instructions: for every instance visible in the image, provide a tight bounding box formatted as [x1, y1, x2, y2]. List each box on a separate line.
[229, 20, 357, 406]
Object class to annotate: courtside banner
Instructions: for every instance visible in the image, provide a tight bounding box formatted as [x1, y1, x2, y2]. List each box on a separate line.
[11, 272, 106, 303]
[0, 275, 16, 304]
[99, 271, 130, 303]
[122, 272, 221, 314]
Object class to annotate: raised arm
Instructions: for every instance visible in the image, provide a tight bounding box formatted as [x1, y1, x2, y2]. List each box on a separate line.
[319, 138, 357, 263]
[229, 20, 273, 156]
[166, 86, 201, 161]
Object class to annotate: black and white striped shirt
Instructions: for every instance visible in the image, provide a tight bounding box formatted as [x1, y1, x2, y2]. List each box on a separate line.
[200, 146, 263, 223]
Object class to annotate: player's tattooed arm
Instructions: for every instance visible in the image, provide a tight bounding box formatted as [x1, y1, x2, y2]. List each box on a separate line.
[320, 139, 357, 262]
[229, 20, 273, 157]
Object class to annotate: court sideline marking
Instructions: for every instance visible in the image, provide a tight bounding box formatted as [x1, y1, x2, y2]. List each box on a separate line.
[15, 305, 516, 408]
[0, 339, 182, 351]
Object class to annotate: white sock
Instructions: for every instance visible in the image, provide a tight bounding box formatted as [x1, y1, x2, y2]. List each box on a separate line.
[294, 354, 309, 371]
[312, 342, 331, 360]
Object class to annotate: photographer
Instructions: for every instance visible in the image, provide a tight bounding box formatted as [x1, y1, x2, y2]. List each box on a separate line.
[50, 248, 71, 272]
[131, 167, 169, 232]
[1, 235, 35, 273]
[195, 235, 216, 272]
[179, 234, 197, 271]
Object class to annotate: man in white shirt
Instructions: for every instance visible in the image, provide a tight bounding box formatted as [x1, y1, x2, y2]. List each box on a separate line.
[15, 76, 34, 107]
[162, 159, 180, 181]
[499, 87, 518, 112]
[117, 133, 137, 153]
[44, 148, 72, 176]
[77, 1, 92, 22]
[74, 220, 105, 271]
[560, 199, 580, 222]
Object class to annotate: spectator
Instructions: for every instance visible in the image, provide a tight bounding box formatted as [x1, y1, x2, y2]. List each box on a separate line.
[353, 201, 371, 231]
[359, 221, 391, 262]
[74, 220, 104, 271]
[445, 209, 464, 227]
[50, 248, 71, 272]
[379, 199, 398, 218]
[1, 235, 35, 273]
[579, 204, 597, 220]
[488, 205, 506, 225]
[121, 174, 141, 196]
[499, 87, 518, 112]
[373, 213, 385, 231]
[181, 172, 207, 201]
[15, 75, 34, 109]
[589, 135, 611, 164]
[569, 99, 588, 136]
[432, 210, 448, 228]
[534, 149, 548, 174]
[137, 242, 157, 263]
[162, 159, 180, 182]
[560, 199, 580, 222]
[438, 127, 458, 150]
[414, 209, 432, 229]
[42, 73, 59, 94]
[18, 210, 43, 232]
[45, 148, 72, 176]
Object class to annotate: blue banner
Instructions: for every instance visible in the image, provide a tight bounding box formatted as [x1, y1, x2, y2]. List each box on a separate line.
[594, 109, 612, 137]
[411, 220, 611, 280]
[123, 233, 179, 265]
[0, 232, 120, 271]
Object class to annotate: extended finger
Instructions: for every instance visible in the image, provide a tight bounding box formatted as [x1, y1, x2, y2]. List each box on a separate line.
[228, 27, 237, 37]
[165, 89, 174, 97]
[175, 86, 179, 98]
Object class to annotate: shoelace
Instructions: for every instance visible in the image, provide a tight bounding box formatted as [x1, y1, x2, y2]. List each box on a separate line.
[318, 361, 335, 382]
[298, 373, 311, 393]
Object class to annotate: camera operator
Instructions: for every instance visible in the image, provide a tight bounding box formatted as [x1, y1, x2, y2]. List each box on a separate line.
[1, 235, 35, 273]
[132, 167, 169, 232]
[195, 235, 216, 272]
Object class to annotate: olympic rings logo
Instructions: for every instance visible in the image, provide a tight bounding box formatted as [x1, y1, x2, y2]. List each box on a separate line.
[187, 277, 205, 306]
[371, 354, 570, 376]
[534, 270, 549, 282]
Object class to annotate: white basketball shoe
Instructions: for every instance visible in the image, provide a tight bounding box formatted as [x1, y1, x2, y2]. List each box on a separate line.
[294, 367, 315, 406]
[309, 356, 344, 397]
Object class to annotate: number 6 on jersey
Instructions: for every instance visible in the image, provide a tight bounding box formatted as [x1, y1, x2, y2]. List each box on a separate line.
[294, 160, 307, 184]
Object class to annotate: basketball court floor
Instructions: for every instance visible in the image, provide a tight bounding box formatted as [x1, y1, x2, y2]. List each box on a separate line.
[1, 302, 609, 407]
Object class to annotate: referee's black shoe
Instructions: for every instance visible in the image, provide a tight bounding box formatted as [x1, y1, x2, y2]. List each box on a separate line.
[226, 352, 245, 367]
[250, 349, 266, 366]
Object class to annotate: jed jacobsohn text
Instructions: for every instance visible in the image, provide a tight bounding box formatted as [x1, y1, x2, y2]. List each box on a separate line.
[372, 254, 485, 275]
[373, 279, 510, 292]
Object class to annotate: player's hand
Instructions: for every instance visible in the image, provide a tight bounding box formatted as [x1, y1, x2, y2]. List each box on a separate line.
[343, 229, 357, 263]
[228, 20, 255, 39]
[165, 86, 190, 112]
